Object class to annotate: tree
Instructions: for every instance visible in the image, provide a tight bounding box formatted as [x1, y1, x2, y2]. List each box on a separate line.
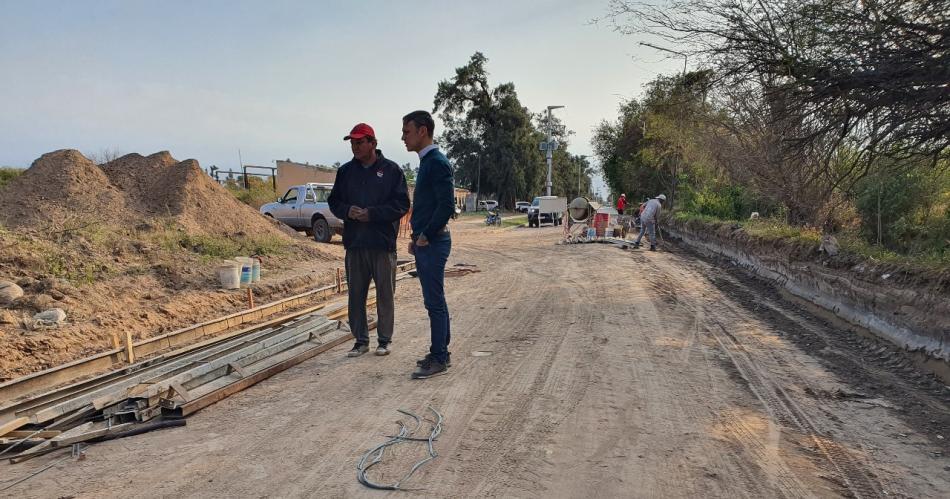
[604, 0, 950, 165]
[87, 147, 124, 165]
[401, 162, 416, 183]
[433, 52, 590, 206]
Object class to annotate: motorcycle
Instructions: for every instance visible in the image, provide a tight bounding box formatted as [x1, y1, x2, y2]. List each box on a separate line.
[485, 208, 502, 226]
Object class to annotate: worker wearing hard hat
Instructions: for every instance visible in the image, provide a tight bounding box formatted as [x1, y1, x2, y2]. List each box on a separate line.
[633, 194, 666, 251]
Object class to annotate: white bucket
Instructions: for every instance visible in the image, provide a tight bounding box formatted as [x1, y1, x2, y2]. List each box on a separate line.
[251, 258, 261, 282]
[217, 261, 241, 289]
[605, 227, 614, 238]
[235, 257, 254, 287]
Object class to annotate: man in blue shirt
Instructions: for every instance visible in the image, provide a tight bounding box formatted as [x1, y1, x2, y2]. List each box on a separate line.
[401, 110, 455, 379]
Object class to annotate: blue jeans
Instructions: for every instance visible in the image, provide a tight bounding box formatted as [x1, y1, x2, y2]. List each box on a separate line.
[634, 220, 656, 246]
[415, 235, 452, 364]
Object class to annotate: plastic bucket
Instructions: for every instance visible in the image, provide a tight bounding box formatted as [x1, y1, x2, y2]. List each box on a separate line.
[235, 257, 253, 287]
[605, 228, 614, 238]
[217, 261, 241, 289]
[251, 258, 261, 282]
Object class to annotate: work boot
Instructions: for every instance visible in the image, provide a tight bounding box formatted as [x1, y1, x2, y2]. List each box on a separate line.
[416, 352, 451, 367]
[375, 344, 391, 356]
[411, 358, 448, 379]
[649, 245, 657, 251]
[347, 343, 369, 357]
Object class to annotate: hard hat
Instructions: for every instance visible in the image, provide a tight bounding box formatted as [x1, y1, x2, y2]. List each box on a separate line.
[656, 194, 667, 201]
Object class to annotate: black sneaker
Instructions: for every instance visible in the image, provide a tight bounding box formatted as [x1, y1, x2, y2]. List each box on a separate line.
[649, 245, 657, 251]
[416, 352, 451, 367]
[411, 358, 448, 379]
[347, 343, 369, 357]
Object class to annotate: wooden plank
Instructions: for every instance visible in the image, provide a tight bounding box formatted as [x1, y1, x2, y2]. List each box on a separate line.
[4, 430, 61, 439]
[0, 417, 28, 437]
[9, 421, 94, 463]
[124, 331, 135, 364]
[33, 318, 334, 422]
[50, 422, 135, 447]
[163, 331, 353, 419]
[46, 405, 96, 430]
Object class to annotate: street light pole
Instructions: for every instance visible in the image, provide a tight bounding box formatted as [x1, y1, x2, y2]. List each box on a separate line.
[545, 105, 564, 197]
[638, 42, 688, 212]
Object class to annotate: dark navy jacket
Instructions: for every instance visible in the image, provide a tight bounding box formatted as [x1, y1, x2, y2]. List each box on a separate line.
[410, 148, 455, 240]
[328, 150, 410, 252]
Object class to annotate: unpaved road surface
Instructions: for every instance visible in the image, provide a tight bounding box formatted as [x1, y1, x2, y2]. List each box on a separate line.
[6, 219, 949, 498]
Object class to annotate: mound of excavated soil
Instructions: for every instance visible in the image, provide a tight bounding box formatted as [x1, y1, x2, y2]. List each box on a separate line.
[0, 149, 296, 240]
[0, 149, 129, 228]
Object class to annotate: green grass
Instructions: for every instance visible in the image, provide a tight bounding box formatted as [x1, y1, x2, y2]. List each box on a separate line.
[0, 167, 23, 189]
[674, 211, 948, 269]
[501, 216, 526, 228]
[169, 233, 289, 260]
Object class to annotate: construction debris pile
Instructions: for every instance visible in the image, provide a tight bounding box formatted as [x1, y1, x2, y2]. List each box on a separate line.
[0, 309, 349, 465]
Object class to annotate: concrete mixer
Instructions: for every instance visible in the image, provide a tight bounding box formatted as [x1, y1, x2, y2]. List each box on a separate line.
[568, 197, 601, 225]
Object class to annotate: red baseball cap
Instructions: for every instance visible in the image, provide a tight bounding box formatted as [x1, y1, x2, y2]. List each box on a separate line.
[344, 123, 375, 141]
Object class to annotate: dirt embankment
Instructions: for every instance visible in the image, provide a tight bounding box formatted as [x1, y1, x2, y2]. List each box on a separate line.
[0, 150, 343, 380]
[663, 216, 950, 368]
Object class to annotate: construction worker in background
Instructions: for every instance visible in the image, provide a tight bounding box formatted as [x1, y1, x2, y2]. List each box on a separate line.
[616, 193, 627, 215]
[329, 123, 411, 358]
[633, 194, 666, 251]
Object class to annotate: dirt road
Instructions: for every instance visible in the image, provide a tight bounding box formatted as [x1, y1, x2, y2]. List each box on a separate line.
[6, 219, 949, 498]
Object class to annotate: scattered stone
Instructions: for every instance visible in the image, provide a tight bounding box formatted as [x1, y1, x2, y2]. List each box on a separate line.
[32, 308, 67, 326]
[26, 294, 55, 311]
[0, 309, 17, 324]
[15, 276, 38, 289]
[0, 280, 24, 305]
[819, 234, 839, 256]
[49, 289, 66, 301]
[38, 277, 59, 292]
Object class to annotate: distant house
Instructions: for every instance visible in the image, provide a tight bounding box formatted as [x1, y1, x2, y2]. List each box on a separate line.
[275, 159, 336, 194]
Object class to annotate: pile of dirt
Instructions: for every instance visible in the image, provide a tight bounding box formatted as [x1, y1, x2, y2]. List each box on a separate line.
[0, 149, 347, 380]
[0, 150, 128, 229]
[0, 149, 294, 239]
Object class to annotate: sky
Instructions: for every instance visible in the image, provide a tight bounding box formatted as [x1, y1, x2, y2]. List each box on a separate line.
[0, 0, 685, 197]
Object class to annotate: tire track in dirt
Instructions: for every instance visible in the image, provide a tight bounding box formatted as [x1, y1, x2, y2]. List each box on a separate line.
[708, 320, 884, 498]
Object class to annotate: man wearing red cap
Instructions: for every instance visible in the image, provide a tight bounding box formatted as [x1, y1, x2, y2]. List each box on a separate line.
[328, 123, 411, 357]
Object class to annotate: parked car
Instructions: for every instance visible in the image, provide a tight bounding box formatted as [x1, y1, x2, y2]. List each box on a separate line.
[259, 183, 343, 242]
[515, 201, 531, 213]
[527, 196, 567, 227]
[477, 200, 499, 211]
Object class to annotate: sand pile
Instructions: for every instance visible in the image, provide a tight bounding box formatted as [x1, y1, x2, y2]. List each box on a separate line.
[0, 150, 128, 228]
[0, 149, 293, 239]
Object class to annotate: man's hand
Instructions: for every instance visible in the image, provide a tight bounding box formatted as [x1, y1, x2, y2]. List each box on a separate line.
[415, 235, 429, 247]
[348, 206, 363, 220]
[354, 208, 370, 222]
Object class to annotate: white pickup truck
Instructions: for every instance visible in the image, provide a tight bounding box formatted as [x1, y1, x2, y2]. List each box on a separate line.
[527, 196, 567, 227]
[259, 183, 344, 242]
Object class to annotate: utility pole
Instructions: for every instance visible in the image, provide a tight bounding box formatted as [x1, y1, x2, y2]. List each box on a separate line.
[476, 154, 481, 210]
[578, 155, 587, 199]
[544, 105, 564, 196]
